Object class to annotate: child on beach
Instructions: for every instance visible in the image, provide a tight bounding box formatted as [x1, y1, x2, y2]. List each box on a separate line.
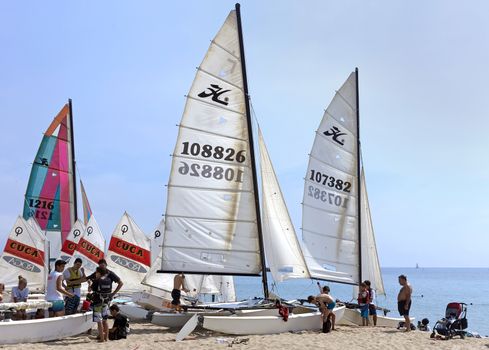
[108, 304, 128, 340]
[358, 282, 369, 326]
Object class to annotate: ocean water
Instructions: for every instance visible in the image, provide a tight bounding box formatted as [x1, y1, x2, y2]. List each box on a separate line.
[233, 268, 489, 336]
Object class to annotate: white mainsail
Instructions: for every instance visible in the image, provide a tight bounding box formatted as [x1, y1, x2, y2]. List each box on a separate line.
[106, 212, 151, 292]
[258, 128, 310, 282]
[302, 72, 360, 285]
[0, 216, 47, 291]
[59, 219, 85, 262]
[360, 168, 385, 295]
[160, 10, 262, 275]
[71, 215, 105, 276]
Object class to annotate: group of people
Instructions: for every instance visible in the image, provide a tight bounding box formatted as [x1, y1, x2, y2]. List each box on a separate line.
[0, 258, 129, 342]
[47, 258, 126, 342]
[307, 274, 413, 332]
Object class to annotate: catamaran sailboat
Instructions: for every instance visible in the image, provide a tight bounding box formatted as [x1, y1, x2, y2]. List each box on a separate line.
[0, 101, 93, 344]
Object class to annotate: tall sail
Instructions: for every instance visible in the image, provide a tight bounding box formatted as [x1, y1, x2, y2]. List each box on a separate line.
[302, 72, 360, 284]
[60, 219, 85, 262]
[0, 217, 47, 291]
[258, 128, 310, 282]
[71, 215, 105, 276]
[160, 9, 262, 276]
[107, 212, 151, 292]
[360, 168, 385, 295]
[23, 102, 77, 255]
[80, 180, 92, 225]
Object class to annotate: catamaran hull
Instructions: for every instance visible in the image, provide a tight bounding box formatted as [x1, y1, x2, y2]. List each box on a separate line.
[201, 306, 345, 335]
[0, 312, 93, 344]
[338, 308, 415, 328]
[117, 302, 150, 321]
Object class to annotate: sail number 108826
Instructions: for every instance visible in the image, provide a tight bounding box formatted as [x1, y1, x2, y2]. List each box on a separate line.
[181, 142, 246, 163]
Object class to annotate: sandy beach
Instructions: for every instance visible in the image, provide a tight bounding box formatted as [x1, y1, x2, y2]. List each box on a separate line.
[1, 321, 487, 350]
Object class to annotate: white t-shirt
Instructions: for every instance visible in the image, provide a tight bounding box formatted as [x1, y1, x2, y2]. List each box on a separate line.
[11, 286, 29, 302]
[46, 271, 64, 301]
[369, 289, 377, 306]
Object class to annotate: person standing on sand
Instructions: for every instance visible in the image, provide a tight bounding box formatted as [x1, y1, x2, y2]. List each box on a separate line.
[397, 274, 412, 331]
[63, 258, 85, 315]
[364, 280, 377, 326]
[46, 260, 74, 317]
[171, 273, 189, 312]
[357, 282, 369, 326]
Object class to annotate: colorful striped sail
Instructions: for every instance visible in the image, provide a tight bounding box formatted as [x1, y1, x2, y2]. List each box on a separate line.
[81, 180, 92, 225]
[22, 102, 77, 247]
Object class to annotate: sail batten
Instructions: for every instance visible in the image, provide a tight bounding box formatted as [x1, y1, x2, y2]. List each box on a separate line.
[179, 123, 247, 142]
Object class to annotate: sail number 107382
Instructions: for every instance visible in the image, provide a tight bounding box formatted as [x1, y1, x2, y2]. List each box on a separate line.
[308, 185, 349, 208]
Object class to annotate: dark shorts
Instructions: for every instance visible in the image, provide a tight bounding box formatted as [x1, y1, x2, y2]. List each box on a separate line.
[369, 304, 377, 316]
[398, 300, 411, 316]
[64, 295, 80, 315]
[171, 289, 181, 305]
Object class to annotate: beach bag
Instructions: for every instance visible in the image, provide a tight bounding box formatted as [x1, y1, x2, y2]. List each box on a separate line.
[322, 316, 332, 333]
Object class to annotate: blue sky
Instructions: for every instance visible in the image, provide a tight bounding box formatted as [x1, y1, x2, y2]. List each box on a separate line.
[1, 0, 488, 267]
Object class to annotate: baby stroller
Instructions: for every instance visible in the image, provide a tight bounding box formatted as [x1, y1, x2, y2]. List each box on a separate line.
[430, 302, 468, 340]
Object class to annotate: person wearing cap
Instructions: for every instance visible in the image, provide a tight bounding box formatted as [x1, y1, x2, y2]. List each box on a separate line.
[46, 259, 74, 317]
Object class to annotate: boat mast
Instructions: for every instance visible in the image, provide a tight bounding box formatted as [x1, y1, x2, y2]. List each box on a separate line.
[235, 3, 269, 299]
[68, 98, 78, 222]
[355, 68, 362, 285]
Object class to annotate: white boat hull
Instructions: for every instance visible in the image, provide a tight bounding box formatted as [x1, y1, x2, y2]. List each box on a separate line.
[338, 308, 415, 328]
[0, 312, 93, 344]
[117, 302, 150, 321]
[201, 306, 345, 335]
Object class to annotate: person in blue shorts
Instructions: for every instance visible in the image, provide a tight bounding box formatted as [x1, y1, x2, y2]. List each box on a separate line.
[364, 280, 378, 326]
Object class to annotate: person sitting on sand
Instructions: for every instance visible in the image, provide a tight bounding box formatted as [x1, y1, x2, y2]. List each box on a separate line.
[12, 276, 29, 320]
[316, 283, 336, 330]
[108, 304, 128, 340]
[171, 273, 189, 312]
[358, 282, 369, 326]
[397, 274, 412, 331]
[364, 280, 377, 326]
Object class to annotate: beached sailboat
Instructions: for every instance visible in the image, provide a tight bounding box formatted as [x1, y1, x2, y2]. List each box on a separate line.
[156, 5, 344, 337]
[301, 70, 411, 327]
[0, 102, 93, 344]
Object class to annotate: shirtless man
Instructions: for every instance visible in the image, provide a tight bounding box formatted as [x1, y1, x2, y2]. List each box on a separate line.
[171, 273, 189, 311]
[308, 291, 336, 330]
[397, 274, 412, 331]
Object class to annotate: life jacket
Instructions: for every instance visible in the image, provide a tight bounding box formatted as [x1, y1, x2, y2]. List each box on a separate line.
[358, 291, 368, 304]
[66, 268, 82, 289]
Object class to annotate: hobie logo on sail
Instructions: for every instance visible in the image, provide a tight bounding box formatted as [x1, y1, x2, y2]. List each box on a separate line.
[3, 256, 41, 272]
[77, 238, 103, 261]
[110, 255, 147, 273]
[4, 239, 44, 266]
[323, 126, 347, 146]
[108, 237, 150, 266]
[198, 84, 230, 105]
